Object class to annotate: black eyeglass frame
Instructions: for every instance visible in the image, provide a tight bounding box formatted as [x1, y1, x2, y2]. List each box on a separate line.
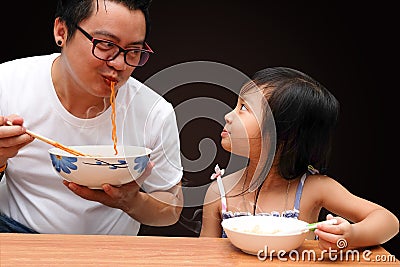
[76, 25, 154, 67]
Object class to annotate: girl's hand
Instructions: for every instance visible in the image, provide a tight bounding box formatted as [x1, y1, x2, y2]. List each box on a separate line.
[314, 214, 353, 251]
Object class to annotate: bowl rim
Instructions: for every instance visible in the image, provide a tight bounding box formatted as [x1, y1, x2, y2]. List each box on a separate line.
[48, 145, 152, 158]
[221, 215, 309, 236]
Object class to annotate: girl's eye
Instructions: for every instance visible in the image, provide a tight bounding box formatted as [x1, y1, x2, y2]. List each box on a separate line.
[240, 104, 247, 111]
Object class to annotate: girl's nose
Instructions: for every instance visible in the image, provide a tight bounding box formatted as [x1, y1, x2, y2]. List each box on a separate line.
[224, 110, 233, 123]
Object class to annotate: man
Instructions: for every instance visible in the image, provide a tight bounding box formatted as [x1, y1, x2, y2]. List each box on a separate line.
[0, 0, 183, 235]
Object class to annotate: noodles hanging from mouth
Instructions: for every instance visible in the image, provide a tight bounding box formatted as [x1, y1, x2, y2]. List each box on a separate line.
[110, 81, 118, 155]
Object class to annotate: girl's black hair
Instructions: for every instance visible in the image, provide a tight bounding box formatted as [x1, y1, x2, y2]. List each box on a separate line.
[251, 67, 340, 181]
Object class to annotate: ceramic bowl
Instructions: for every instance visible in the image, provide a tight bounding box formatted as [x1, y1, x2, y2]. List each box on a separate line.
[49, 145, 152, 189]
[221, 215, 309, 256]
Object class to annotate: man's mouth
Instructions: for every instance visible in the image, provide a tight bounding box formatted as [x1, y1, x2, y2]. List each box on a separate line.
[104, 76, 118, 86]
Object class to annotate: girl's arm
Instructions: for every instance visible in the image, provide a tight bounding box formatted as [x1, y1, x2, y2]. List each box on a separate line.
[312, 176, 399, 250]
[200, 182, 224, 237]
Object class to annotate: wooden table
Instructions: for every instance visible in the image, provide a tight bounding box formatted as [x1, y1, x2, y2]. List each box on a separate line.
[0, 233, 398, 266]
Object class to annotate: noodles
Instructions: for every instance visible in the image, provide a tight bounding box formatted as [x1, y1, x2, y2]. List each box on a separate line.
[110, 81, 118, 155]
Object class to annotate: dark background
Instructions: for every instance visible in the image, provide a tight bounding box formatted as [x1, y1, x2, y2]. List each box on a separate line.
[1, 1, 398, 258]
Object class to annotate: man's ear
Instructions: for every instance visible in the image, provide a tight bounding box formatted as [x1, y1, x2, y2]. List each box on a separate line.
[53, 17, 68, 45]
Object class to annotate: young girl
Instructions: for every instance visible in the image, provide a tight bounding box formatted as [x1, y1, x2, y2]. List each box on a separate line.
[200, 67, 399, 251]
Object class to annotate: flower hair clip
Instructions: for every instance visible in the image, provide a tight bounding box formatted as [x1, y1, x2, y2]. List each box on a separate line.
[210, 164, 225, 180]
[307, 165, 319, 174]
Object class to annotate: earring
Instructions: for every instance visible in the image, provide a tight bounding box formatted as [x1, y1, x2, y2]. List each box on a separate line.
[57, 40, 63, 46]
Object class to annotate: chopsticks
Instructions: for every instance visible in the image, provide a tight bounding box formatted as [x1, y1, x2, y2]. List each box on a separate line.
[306, 219, 337, 231]
[281, 219, 338, 234]
[5, 121, 87, 156]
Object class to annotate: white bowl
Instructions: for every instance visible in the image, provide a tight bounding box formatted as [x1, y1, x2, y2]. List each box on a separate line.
[221, 215, 309, 256]
[49, 145, 152, 189]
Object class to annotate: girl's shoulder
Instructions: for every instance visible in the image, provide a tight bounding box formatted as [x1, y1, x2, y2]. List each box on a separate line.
[303, 173, 333, 185]
[303, 173, 346, 194]
[305, 173, 337, 184]
[305, 173, 331, 181]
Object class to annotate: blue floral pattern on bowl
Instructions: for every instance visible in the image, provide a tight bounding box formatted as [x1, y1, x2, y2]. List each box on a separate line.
[50, 154, 78, 174]
[134, 155, 149, 173]
[82, 159, 128, 169]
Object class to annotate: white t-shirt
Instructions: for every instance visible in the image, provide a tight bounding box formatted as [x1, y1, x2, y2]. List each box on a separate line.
[0, 53, 183, 235]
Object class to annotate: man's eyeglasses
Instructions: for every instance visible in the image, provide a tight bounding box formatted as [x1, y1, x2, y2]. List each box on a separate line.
[76, 25, 153, 67]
